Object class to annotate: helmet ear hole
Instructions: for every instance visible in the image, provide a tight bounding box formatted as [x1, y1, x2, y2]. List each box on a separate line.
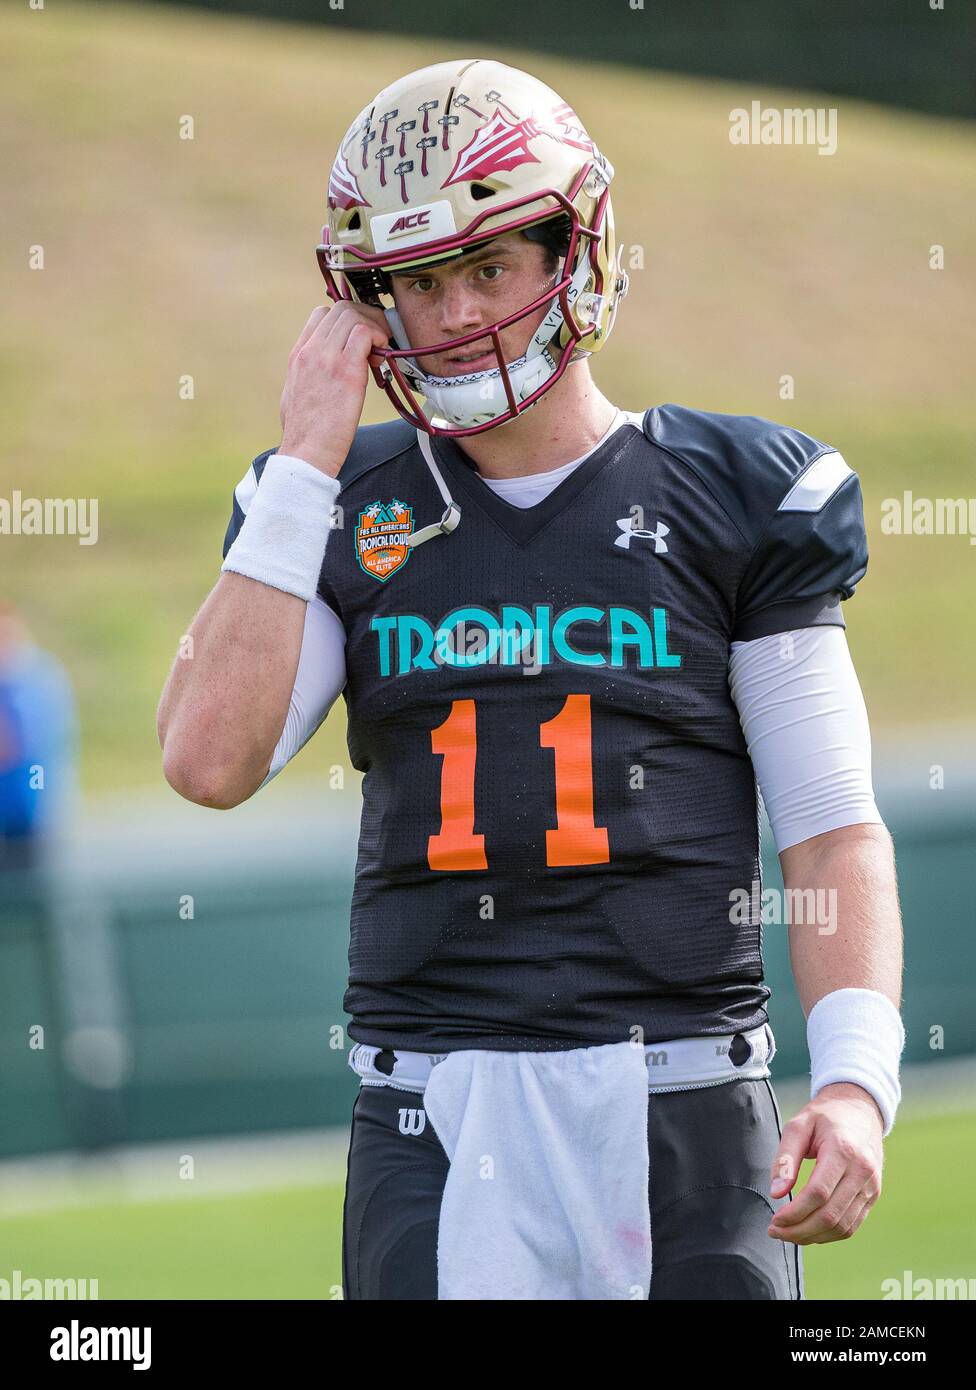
[348, 211, 361, 230]
[470, 183, 495, 201]
[523, 213, 573, 261]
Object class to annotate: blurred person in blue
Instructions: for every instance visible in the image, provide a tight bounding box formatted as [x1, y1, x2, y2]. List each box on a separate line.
[0, 599, 77, 875]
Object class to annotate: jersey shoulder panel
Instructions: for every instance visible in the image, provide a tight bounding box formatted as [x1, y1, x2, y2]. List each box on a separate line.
[337, 418, 418, 491]
[643, 403, 868, 640]
[643, 402, 837, 546]
[221, 445, 277, 558]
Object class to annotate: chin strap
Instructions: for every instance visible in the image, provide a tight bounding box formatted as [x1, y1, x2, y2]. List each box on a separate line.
[406, 431, 462, 548]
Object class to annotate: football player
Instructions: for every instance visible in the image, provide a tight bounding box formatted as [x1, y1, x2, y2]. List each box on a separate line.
[158, 59, 905, 1301]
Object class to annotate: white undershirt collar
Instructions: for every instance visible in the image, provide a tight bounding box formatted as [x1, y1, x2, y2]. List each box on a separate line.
[478, 408, 645, 508]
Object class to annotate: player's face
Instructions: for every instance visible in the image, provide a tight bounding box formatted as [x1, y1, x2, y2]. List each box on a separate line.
[389, 232, 558, 377]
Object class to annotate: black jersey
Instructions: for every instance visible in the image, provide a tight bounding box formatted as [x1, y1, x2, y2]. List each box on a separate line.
[224, 405, 868, 1051]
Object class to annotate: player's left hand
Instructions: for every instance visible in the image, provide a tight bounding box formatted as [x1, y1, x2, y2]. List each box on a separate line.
[765, 1082, 884, 1245]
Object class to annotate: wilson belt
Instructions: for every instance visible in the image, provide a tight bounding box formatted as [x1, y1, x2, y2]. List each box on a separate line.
[348, 1021, 776, 1096]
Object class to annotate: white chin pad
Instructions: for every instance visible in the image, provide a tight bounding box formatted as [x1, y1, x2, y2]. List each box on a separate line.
[423, 353, 556, 426]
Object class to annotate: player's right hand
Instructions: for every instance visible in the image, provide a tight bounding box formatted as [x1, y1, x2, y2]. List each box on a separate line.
[279, 300, 391, 478]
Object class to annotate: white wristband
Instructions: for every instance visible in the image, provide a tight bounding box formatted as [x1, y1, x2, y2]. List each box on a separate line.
[807, 987, 905, 1137]
[221, 453, 341, 602]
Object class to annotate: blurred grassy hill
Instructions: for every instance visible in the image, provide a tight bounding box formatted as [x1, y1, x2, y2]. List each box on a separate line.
[2, 1, 974, 792]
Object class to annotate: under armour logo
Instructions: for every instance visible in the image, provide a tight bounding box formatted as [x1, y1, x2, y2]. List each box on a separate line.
[614, 517, 670, 553]
[398, 1107, 426, 1136]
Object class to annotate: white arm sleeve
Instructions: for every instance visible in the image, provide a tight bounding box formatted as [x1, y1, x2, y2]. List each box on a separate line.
[728, 625, 884, 853]
[259, 594, 348, 787]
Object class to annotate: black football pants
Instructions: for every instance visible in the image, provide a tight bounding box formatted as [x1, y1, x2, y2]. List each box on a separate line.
[341, 1075, 804, 1300]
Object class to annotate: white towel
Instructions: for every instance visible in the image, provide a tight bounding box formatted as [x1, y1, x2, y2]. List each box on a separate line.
[421, 1040, 652, 1301]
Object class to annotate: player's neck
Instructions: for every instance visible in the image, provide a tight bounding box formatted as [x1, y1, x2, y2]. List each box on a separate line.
[450, 365, 619, 481]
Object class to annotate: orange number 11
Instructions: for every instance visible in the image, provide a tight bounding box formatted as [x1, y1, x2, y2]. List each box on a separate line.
[427, 694, 610, 871]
